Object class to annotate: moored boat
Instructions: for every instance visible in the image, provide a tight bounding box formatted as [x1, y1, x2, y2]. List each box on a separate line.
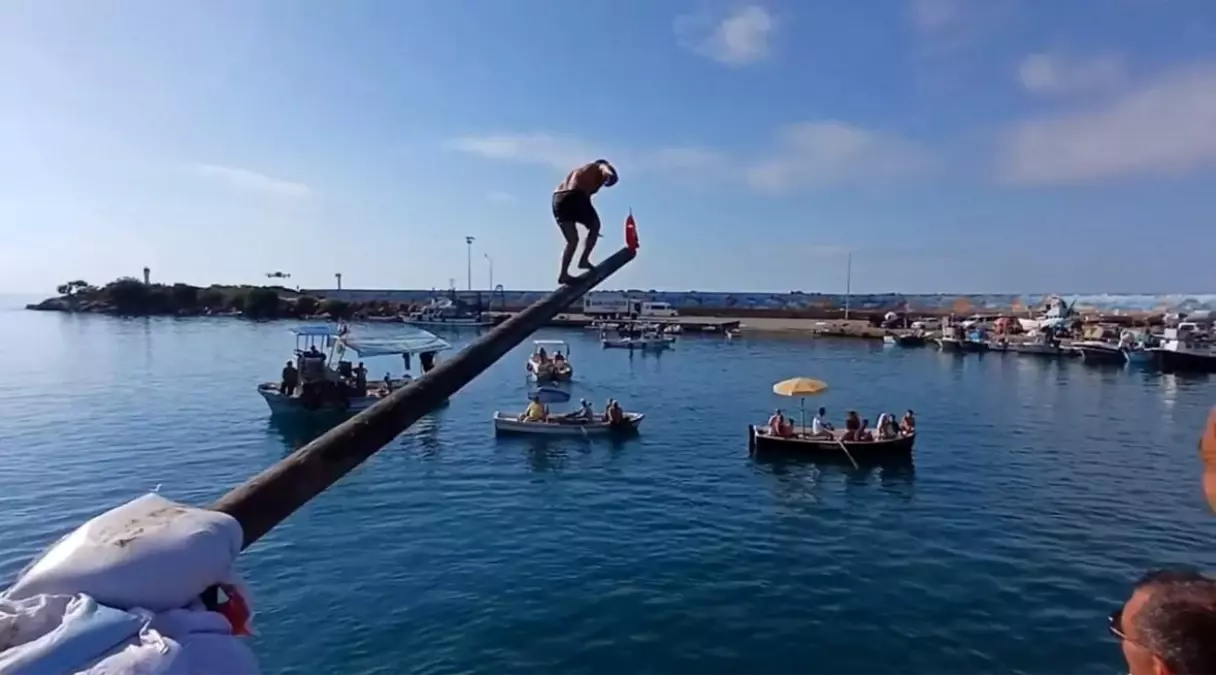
[602, 335, 674, 350]
[1148, 324, 1216, 373]
[493, 411, 645, 436]
[1071, 341, 1126, 365]
[1014, 341, 1067, 357]
[403, 297, 494, 328]
[747, 425, 915, 460]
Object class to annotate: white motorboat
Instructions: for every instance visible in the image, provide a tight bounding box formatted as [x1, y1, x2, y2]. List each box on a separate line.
[257, 324, 451, 415]
[492, 411, 645, 436]
[1019, 296, 1072, 333]
[527, 339, 574, 382]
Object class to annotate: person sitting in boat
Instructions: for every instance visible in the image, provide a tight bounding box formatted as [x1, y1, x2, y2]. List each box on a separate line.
[536, 347, 549, 363]
[280, 360, 298, 396]
[876, 412, 898, 440]
[858, 419, 875, 442]
[353, 361, 368, 394]
[382, 372, 393, 393]
[420, 351, 436, 373]
[559, 398, 594, 422]
[842, 410, 862, 441]
[767, 409, 785, 436]
[607, 400, 625, 426]
[809, 407, 834, 439]
[521, 396, 548, 422]
[553, 352, 566, 363]
[900, 409, 916, 435]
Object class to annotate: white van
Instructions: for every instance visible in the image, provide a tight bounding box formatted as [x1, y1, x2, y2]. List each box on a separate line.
[639, 302, 678, 318]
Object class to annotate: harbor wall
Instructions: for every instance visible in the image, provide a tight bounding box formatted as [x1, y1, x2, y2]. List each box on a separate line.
[301, 289, 1216, 317]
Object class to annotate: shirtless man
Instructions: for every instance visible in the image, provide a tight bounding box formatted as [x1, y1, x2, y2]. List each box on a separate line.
[552, 159, 618, 285]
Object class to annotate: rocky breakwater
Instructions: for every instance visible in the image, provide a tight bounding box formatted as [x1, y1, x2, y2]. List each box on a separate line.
[26, 278, 412, 321]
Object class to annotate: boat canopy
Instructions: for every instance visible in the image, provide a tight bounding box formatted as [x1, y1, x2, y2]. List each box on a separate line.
[291, 325, 339, 337]
[533, 339, 568, 346]
[337, 329, 451, 357]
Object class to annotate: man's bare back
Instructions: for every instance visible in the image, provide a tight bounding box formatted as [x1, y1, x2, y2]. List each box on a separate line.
[555, 162, 616, 195]
[551, 159, 618, 284]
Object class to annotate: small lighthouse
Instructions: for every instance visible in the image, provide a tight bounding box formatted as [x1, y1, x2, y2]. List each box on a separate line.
[142, 267, 150, 285]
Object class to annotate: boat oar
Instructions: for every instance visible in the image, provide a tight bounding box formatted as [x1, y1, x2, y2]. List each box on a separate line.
[834, 435, 860, 470]
[212, 246, 637, 550]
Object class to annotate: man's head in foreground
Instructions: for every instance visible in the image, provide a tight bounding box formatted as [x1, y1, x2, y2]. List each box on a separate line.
[1111, 568, 1216, 675]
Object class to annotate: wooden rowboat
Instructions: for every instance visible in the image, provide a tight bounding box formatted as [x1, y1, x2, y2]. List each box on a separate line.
[747, 424, 916, 461]
[494, 412, 645, 436]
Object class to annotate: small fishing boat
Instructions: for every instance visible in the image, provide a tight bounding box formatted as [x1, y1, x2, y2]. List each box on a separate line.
[1149, 324, 1216, 373]
[493, 412, 645, 436]
[403, 297, 494, 328]
[602, 335, 674, 350]
[1071, 341, 1126, 365]
[527, 339, 574, 382]
[748, 425, 916, 460]
[888, 333, 927, 347]
[1014, 340, 1067, 357]
[257, 325, 450, 416]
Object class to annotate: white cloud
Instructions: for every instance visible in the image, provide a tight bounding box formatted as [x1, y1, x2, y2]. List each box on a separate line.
[745, 121, 933, 192]
[999, 63, 1216, 185]
[445, 133, 600, 170]
[192, 164, 310, 198]
[1018, 53, 1126, 96]
[674, 4, 775, 66]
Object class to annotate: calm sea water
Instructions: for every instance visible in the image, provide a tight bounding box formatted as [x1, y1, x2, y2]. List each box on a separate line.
[1, 296, 1215, 674]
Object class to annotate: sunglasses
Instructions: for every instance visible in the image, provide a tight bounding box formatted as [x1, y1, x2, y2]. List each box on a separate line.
[1108, 608, 1129, 641]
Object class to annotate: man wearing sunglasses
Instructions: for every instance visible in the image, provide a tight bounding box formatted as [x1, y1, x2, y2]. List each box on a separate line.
[1110, 568, 1216, 675]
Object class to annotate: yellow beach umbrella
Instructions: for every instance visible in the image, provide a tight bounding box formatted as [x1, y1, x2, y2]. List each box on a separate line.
[772, 377, 828, 397]
[771, 378, 829, 432]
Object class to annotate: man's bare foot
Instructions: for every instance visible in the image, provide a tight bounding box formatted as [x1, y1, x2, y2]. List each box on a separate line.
[577, 260, 595, 271]
[558, 273, 576, 285]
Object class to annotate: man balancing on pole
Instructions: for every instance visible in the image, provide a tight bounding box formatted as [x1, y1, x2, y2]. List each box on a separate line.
[552, 159, 618, 285]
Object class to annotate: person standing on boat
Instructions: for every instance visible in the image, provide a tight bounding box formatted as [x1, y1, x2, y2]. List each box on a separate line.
[280, 360, 298, 396]
[552, 159, 618, 285]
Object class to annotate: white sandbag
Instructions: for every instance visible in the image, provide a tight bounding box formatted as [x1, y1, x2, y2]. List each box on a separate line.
[4, 494, 243, 613]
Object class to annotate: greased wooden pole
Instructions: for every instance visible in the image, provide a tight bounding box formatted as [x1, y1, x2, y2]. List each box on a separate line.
[213, 247, 637, 548]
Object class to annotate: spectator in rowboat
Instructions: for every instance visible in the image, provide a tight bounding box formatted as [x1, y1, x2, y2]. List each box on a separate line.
[900, 409, 916, 435]
[521, 396, 548, 422]
[843, 411, 862, 441]
[859, 419, 875, 442]
[608, 400, 625, 425]
[1110, 567, 1216, 675]
[536, 347, 549, 363]
[768, 409, 790, 437]
[876, 412, 898, 440]
[810, 407, 834, 439]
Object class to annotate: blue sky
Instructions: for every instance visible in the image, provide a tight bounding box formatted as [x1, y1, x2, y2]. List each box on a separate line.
[2, 0, 1215, 295]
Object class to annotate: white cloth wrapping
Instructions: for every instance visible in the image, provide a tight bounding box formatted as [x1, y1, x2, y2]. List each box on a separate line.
[0, 494, 260, 675]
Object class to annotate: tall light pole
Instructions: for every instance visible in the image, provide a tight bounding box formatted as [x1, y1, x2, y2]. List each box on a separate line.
[843, 251, 853, 321]
[465, 236, 475, 291]
[335, 272, 342, 290]
[484, 253, 493, 291]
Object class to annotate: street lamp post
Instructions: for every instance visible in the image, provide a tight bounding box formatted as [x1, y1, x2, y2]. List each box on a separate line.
[843, 251, 853, 321]
[465, 236, 475, 291]
[484, 253, 493, 291]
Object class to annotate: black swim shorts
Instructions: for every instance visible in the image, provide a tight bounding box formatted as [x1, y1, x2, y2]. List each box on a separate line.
[552, 190, 601, 229]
